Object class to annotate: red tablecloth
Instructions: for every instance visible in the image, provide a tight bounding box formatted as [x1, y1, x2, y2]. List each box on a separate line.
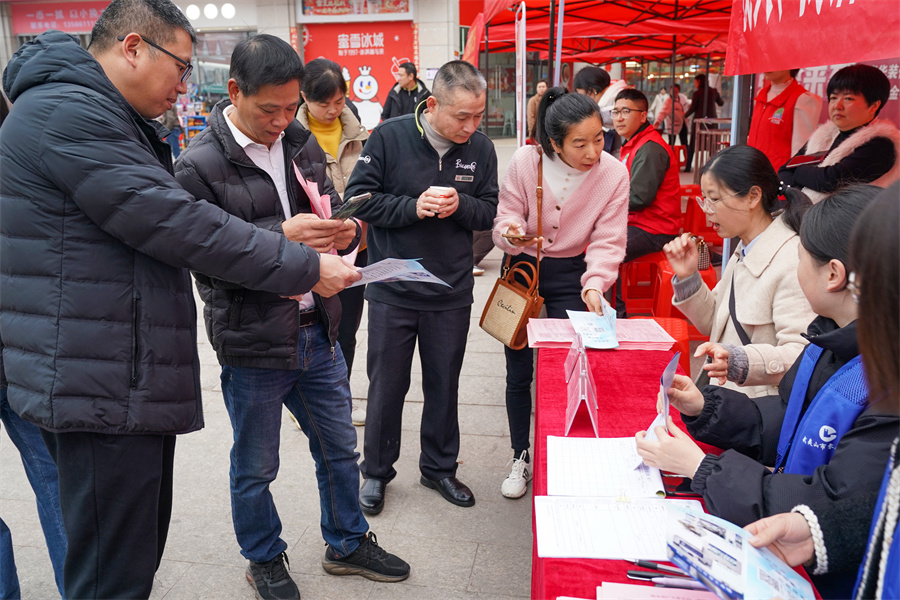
[531, 348, 691, 600]
[530, 348, 820, 600]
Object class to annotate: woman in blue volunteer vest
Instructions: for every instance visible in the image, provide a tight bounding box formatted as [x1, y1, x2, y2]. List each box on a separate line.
[636, 185, 899, 598]
[746, 185, 899, 600]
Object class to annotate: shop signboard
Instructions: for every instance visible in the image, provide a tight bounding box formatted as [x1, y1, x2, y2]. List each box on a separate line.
[302, 0, 409, 17]
[11, 1, 109, 35]
[303, 20, 417, 130]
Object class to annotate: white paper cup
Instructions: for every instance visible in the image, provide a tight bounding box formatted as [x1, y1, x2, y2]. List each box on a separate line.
[429, 185, 454, 197]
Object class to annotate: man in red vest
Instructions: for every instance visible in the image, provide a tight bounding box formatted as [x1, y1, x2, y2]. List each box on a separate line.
[748, 69, 821, 170]
[612, 89, 683, 317]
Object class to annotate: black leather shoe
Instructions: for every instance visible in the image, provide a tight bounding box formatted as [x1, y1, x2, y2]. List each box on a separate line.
[359, 479, 386, 515]
[420, 476, 475, 507]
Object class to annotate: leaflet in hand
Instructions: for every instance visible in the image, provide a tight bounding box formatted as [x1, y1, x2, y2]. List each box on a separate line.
[567, 308, 618, 349]
[666, 506, 815, 600]
[348, 258, 450, 288]
[643, 352, 680, 444]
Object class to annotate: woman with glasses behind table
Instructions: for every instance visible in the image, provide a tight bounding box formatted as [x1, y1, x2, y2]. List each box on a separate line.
[663, 145, 815, 398]
[638, 185, 897, 599]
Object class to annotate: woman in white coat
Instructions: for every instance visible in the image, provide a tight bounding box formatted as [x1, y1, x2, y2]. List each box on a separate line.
[663, 145, 815, 397]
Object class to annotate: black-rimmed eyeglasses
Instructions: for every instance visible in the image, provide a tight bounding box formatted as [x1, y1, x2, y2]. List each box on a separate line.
[117, 34, 193, 83]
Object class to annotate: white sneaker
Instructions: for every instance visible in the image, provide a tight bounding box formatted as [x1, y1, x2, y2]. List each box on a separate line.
[501, 451, 532, 499]
[351, 404, 366, 427]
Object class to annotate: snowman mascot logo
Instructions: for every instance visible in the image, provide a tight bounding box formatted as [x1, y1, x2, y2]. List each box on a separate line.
[352, 66, 382, 131]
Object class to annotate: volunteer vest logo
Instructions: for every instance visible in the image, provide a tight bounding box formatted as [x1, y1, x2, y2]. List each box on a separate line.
[819, 425, 837, 443]
[769, 107, 786, 125]
[456, 159, 477, 172]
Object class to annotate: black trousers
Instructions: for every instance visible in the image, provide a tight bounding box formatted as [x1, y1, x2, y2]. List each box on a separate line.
[41, 430, 176, 600]
[361, 301, 471, 482]
[337, 248, 368, 375]
[504, 253, 587, 455]
[614, 225, 678, 318]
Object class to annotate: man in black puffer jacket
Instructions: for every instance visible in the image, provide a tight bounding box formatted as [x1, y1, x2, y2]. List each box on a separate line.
[175, 35, 409, 599]
[0, 2, 359, 598]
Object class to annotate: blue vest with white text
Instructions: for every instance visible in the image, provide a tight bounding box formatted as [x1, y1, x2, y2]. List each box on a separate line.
[774, 344, 868, 474]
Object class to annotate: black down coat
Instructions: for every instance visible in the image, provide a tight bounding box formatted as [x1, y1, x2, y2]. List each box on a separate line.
[175, 100, 359, 370]
[0, 31, 319, 434]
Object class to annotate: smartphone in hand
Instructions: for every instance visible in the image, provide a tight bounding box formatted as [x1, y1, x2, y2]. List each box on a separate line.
[331, 192, 372, 220]
[502, 232, 537, 242]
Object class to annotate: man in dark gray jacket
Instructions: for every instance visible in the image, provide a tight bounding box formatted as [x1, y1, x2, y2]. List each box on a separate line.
[347, 61, 498, 514]
[175, 35, 409, 600]
[0, 1, 358, 598]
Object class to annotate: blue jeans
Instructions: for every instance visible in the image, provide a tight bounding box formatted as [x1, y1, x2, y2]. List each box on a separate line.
[221, 323, 368, 563]
[0, 388, 67, 599]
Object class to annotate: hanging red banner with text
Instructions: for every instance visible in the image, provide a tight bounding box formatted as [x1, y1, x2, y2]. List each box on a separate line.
[725, 0, 900, 75]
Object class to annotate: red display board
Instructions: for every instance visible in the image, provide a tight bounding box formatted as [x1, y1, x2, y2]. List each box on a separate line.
[303, 21, 417, 130]
[11, 1, 108, 35]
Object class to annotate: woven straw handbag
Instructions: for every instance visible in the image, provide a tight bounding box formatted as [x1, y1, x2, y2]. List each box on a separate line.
[480, 150, 545, 350]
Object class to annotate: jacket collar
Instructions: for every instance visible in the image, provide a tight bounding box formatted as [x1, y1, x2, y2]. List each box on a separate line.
[735, 215, 797, 278]
[208, 99, 311, 167]
[802, 317, 860, 362]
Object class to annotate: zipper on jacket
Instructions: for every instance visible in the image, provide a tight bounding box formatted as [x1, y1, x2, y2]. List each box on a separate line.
[439, 156, 442, 172]
[131, 290, 140, 389]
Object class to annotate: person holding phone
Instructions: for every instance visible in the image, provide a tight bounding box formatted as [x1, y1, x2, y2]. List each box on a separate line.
[175, 36, 409, 598]
[491, 87, 629, 499]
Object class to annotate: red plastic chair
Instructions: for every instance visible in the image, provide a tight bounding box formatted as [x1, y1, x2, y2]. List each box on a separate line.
[631, 316, 691, 375]
[651, 260, 718, 342]
[618, 251, 667, 316]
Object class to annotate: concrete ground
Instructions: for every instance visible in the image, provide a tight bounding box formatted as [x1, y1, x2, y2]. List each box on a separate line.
[1, 137, 705, 600]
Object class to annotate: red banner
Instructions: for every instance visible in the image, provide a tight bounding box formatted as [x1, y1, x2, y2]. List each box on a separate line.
[11, 1, 108, 35]
[303, 21, 417, 130]
[725, 0, 900, 76]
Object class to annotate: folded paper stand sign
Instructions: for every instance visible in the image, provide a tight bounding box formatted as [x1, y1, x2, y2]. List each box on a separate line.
[480, 149, 544, 350]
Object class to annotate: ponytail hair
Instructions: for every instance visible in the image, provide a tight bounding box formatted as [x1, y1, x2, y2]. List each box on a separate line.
[535, 86, 601, 159]
[701, 145, 812, 233]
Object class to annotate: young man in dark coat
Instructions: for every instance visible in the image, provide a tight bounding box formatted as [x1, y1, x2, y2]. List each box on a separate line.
[175, 35, 409, 600]
[380, 61, 431, 121]
[0, 1, 359, 597]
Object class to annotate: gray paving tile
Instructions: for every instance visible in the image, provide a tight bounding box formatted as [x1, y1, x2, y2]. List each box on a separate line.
[154, 563, 254, 599]
[149, 559, 192, 599]
[468, 542, 533, 597]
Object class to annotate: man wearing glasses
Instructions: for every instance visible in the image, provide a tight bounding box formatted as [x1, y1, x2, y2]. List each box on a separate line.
[611, 89, 683, 317]
[0, 0, 359, 598]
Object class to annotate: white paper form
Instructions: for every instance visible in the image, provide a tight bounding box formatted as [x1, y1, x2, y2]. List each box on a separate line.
[348, 258, 450, 288]
[547, 436, 665, 498]
[567, 310, 618, 349]
[534, 496, 702, 560]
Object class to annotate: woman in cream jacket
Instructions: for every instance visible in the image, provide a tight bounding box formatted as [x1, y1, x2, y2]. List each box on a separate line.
[664, 145, 816, 398]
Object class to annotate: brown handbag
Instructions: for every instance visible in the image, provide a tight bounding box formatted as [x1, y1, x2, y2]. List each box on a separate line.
[480, 150, 545, 350]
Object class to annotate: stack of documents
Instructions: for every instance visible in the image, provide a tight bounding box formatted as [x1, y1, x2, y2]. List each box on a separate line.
[534, 436, 702, 561]
[527, 318, 674, 351]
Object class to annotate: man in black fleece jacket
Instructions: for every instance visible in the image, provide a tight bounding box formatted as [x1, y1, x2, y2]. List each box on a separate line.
[347, 60, 498, 514]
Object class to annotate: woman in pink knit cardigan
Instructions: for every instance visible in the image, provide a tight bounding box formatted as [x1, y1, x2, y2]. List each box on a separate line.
[491, 87, 630, 499]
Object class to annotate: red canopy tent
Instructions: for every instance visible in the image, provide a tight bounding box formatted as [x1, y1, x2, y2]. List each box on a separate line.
[464, 0, 732, 66]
